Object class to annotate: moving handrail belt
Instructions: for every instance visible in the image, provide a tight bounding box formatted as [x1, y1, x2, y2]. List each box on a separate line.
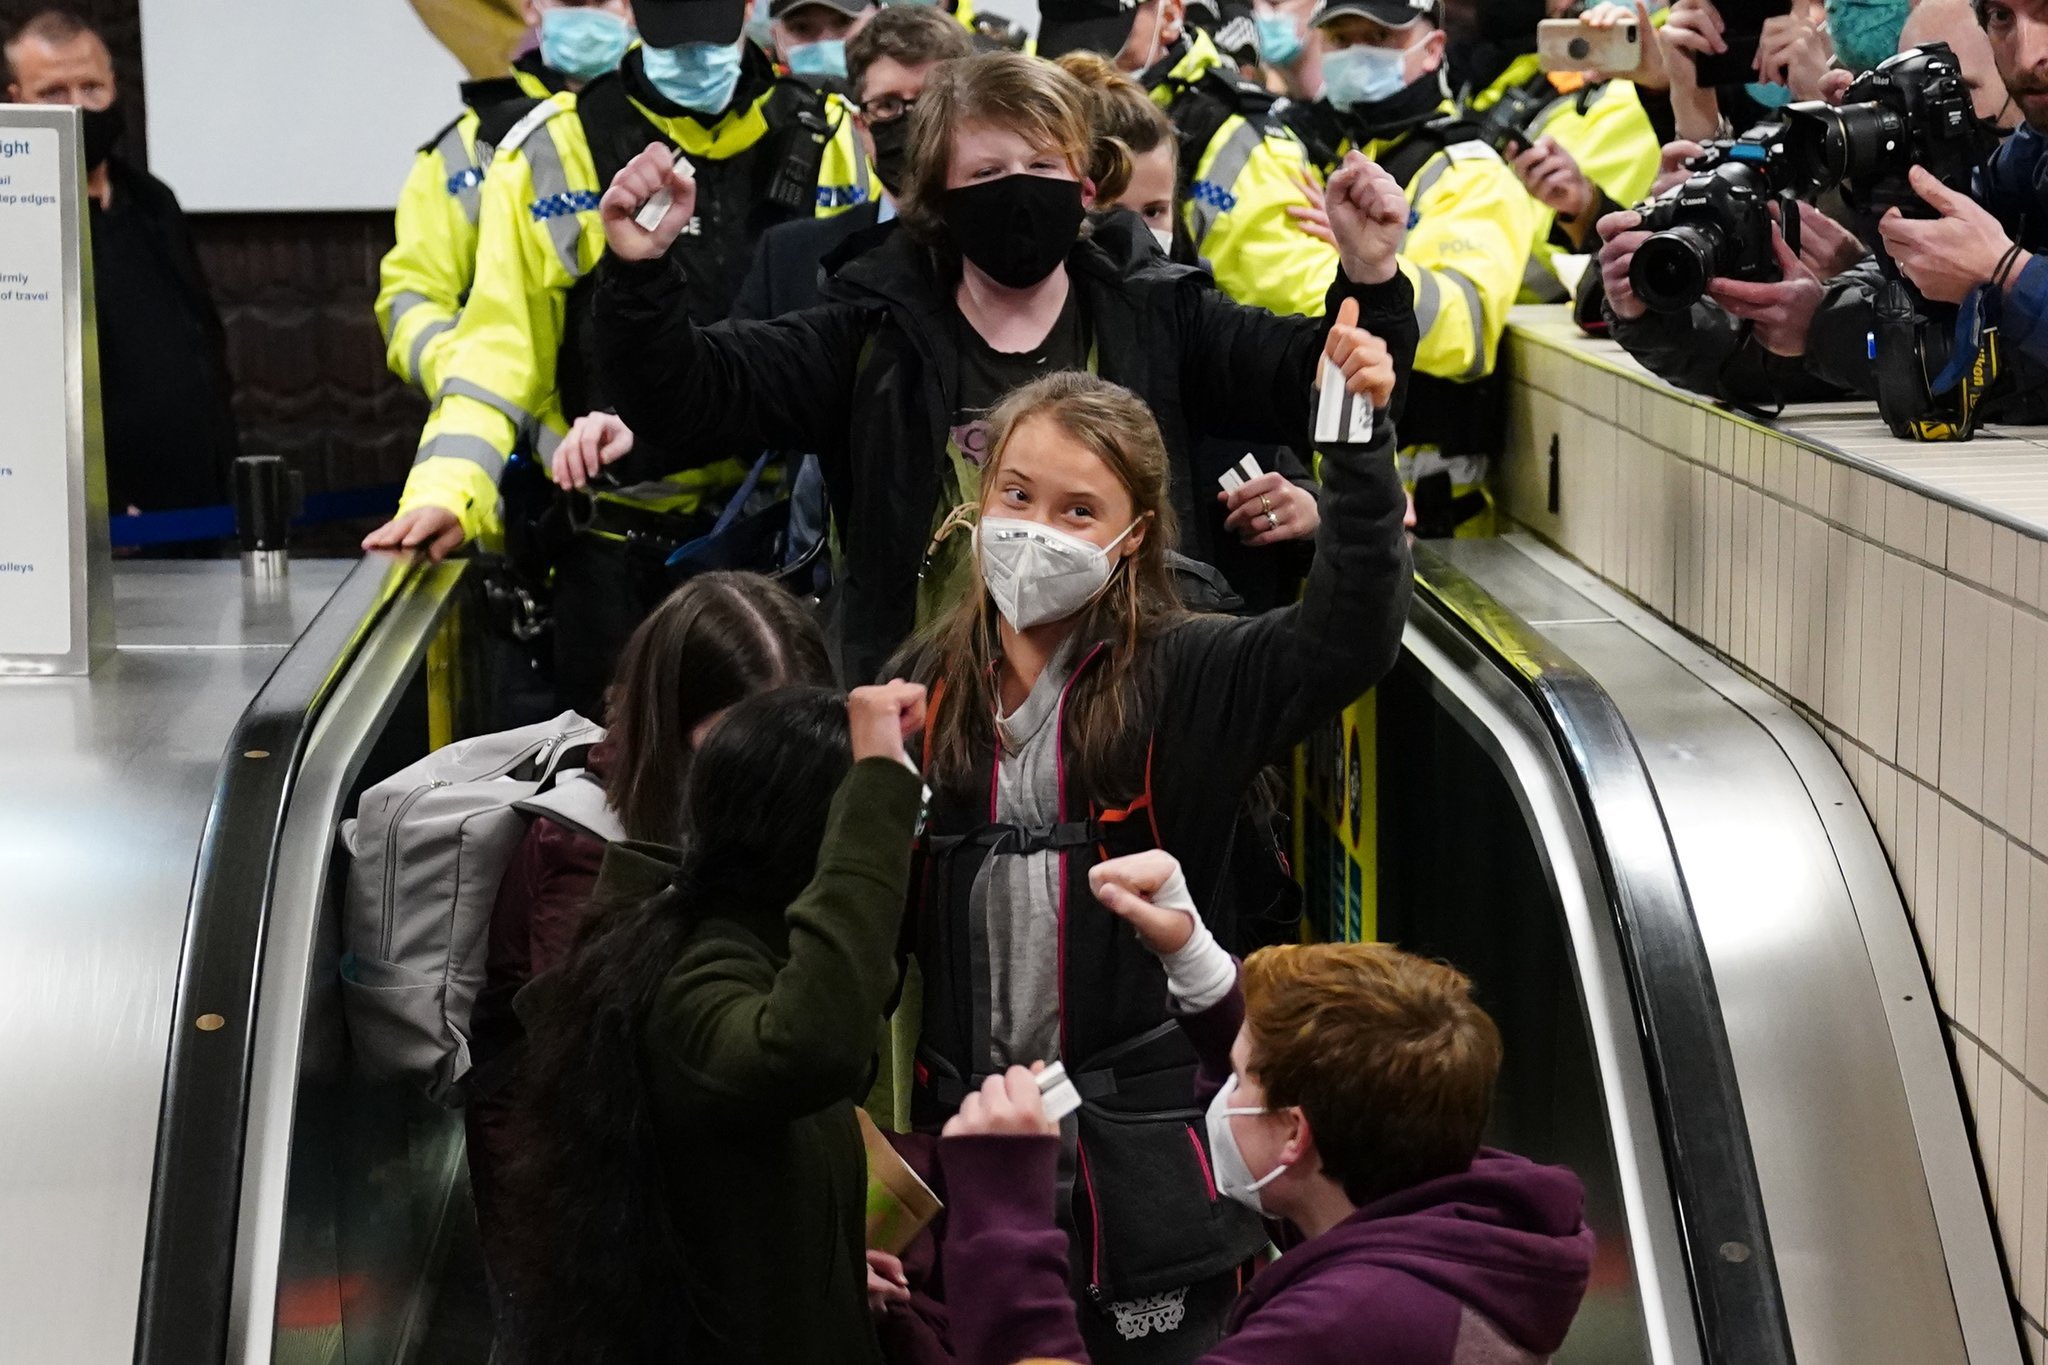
[130, 552, 442, 1365]
[1408, 543, 1797, 1365]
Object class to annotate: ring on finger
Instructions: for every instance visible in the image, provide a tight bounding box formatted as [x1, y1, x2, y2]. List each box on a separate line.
[1264, 511, 1280, 531]
[1259, 493, 1273, 514]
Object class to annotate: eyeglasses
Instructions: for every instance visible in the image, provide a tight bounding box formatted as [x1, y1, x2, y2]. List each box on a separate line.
[859, 93, 917, 123]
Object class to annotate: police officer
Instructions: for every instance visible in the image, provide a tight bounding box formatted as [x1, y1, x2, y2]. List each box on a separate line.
[1285, 0, 1535, 534]
[363, 0, 873, 713]
[1452, 0, 1660, 301]
[377, 0, 634, 399]
[1037, 0, 1344, 316]
[768, 0, 872, 82]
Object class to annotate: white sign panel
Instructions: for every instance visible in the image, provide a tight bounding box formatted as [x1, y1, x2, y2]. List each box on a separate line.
[0, 106, 111, 674]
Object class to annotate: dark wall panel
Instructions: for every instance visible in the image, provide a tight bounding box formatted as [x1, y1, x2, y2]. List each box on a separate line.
[6, 0, 426, 546]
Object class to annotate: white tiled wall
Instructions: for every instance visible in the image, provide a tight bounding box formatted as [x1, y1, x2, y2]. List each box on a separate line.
[1499, 318, 2048, 1360]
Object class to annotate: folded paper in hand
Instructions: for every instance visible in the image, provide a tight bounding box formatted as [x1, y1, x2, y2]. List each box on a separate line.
[861, 1109, 943, 1256]
[635, 148, 697, 232]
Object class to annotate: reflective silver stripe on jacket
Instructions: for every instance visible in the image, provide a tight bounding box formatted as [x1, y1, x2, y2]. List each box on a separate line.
[1188, 119, 1265, 251]
[1396, 448, 1489, 486]
[1439, 266, 1490, 379]
[413, 432, 508, 482]
[406, 316, 457, 387]
[440, 376, 538, 432]
[1412, 266, 1443, 338]
[518, 124, 589, 278]
[436, 123, 483, 224]
[1522, 250, 1568, 303]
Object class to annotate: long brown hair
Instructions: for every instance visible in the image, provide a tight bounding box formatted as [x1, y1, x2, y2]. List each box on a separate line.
[602, 572, 833, 843]
[1056, 51, 1177, 204]
[899, 51, 1113, 243]
[920, 373, 1183, 805]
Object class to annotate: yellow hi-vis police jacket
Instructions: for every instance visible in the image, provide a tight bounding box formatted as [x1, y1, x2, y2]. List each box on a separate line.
[376, 66, 557, 399]
[396, 77, 870, 544]
[1470, 56, 1660, 300]
[1343, 111, 1538, 385]
[1154, 31, 1339, 318]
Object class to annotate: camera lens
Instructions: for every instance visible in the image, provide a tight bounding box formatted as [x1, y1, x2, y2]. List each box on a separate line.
[1631, 223, 1724, 313]
[1802, 104, 1906, 189]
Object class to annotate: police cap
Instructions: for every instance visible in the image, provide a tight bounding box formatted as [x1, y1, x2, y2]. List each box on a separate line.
[637, 0, 752, 48]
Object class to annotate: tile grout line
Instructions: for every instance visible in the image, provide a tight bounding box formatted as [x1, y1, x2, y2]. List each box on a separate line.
[1517, 379, 2048, 621]
[1946, 1016, 2048, 1112]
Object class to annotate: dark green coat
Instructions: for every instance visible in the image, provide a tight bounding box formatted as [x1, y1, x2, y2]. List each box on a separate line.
[612, 758, 925, 1364]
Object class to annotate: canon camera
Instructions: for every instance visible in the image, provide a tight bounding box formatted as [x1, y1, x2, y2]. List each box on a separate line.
[1630, 42, 1997, 313]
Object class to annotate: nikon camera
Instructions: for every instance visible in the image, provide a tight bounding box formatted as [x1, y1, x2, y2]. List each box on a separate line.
[1629, 42, 1997, 313]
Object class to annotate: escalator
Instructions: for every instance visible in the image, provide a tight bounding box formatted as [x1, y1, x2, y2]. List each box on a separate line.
[2, 538, 2020, 1363]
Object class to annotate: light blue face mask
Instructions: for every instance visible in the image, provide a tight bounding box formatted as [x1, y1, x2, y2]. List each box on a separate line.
[1321, 43, 1408, 112]
[1744, 79, 1794, 109]
[642, 39, 746, 114]
[747, 0, 776, 47]
[539, 7, 634, 80]
[1257, 14, 1304, 66]
[786, 38, 849, 79]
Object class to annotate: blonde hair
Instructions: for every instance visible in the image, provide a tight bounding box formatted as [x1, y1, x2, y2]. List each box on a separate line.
[921, 372, 1183, 804]
[900, 51, 1103, 243]
[1056, 51, 1175, 205]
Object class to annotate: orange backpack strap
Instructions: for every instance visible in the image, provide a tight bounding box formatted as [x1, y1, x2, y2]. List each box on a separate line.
[1093, 733, 1162, 850]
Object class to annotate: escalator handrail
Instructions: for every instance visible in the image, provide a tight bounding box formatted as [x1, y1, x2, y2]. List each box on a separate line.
[131, 552, 451, 1365]
[1409, 543, 1796, 1365]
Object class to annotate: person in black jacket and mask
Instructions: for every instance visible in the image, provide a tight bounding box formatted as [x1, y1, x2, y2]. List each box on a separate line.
[591, 49, 1415, 684]
[5, 9, 239, 529]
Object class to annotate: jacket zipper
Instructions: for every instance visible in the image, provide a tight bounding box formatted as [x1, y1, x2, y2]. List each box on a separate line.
[377, 735, 568, 958]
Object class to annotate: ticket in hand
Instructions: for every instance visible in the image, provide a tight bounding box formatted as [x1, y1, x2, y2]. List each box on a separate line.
[634, 148, 697, 232]
[1217, 453, 1265, 494]
[1037, 1061, 1083, 1123]
[1315, 355, 1376, 446]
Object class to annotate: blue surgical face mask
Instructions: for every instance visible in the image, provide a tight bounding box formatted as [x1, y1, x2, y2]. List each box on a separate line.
[1744, 79, 1794, 109]
[747, 0, 776, 46]
[1321, 42, 1408, 112]
[539, 7, 634, 80]
[642, 39, 746, 114]
[1257, 14, 1303, 66]
[786, 37, 849, 79]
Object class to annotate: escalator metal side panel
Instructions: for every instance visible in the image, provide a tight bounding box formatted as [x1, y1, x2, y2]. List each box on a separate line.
[1491, 534, 2023, 1365]
[131, 554, 439, 1365]
[1411, 543, 1798, 1365]
[1399, 619, 1704, 1365]
[229, 563, 466, 1365]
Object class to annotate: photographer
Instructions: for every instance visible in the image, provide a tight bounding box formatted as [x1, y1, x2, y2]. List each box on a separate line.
[1597, 8, 2048, 421]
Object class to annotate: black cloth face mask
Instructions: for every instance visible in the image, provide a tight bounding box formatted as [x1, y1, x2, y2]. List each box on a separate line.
[868, 115, 911, 198]
[80, 100, 124, 170]
[940, 173, 1086, 289]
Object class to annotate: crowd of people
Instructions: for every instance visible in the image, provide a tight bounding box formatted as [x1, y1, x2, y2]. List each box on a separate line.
[330, 0, 2039, 1361]
[15, 0, 2043, 1356]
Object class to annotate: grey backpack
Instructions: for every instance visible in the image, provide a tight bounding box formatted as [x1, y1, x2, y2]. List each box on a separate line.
[340, 711, 625, 1104]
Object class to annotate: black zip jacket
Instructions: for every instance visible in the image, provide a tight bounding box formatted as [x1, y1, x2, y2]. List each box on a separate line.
[593, 212, 1419, 683]
[900, 412, 1413, 1304]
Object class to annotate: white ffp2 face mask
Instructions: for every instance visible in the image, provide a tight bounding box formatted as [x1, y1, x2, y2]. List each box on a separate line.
[976, 515, 1140, 632]
[1206, 1074, 1290, 1215]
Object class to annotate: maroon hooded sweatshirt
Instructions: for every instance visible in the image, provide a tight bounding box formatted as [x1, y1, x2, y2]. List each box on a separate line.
[941, 1115, 1595, 1365]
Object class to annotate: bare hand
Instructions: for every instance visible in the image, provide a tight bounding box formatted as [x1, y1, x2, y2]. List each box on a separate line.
[1707, 228, 1821, 355]
[1324, 152, 1408, 285]
[1790, 204, 1865, 278]
[1754, 12, 1830, 101]
[1219, 471, 1318, 546]
[1818, 67, 1854, 105]
[1513, 136, 1596, 219]
[865, 1250, 911, 1316]
[553, 411, 636, 490]
[1089, 850, 1197, 955]
[1321, 296, 1396, 409]
[362, 506, 465, 562]
[1877, 167, 2016, 305]
[1587, 1, 1670, 88]
[1662, 0, 1727, 61]
[1288, 172, 1335, 246]
[848, 680, 929, 767]
[943, 1066, 1058, 1138]
[600, 142, 697, 262]
[1596, 209, 1651, 321]
[1652, 139, 1706, 197]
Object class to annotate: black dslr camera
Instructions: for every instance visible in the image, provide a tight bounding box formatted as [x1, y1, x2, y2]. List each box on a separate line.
[1629, 125, 1799, 314]
[1777, 42, 2000, 216]
[1629, 43, 1998, 313]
